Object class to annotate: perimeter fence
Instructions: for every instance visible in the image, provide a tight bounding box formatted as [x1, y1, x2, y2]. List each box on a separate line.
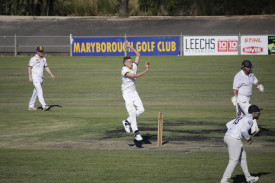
[0, 34, 274, 56]
[0, 34, 70, 56]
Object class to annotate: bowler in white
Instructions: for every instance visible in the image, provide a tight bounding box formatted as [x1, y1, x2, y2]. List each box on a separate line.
[28, 46, 55, 111]
[121, 40, 150, 141]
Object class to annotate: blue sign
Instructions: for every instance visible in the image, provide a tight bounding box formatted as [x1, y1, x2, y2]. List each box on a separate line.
[72, 37, 179, 56]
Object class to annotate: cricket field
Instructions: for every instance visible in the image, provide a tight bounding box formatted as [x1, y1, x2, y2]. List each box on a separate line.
[0, 55, 274, 182]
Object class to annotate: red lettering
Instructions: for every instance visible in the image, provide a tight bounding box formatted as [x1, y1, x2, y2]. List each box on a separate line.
[243, 46, 263, 54]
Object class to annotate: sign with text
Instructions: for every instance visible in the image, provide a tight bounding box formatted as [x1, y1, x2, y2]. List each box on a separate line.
[183, 36, 238, 56]
[241, 36, 268, 55]
[72, 37, 179, 56]
[268, 36, 275, 55]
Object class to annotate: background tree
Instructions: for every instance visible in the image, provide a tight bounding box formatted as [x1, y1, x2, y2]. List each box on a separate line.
[119, 0, 128, 17]
[0, 0, 275, 16]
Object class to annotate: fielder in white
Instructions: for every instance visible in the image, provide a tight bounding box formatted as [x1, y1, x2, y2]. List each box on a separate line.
[231, 60, 264, 135]
[121, 40, 150, 141]
[28, 46, 55, 111]
[220, 105, 261, 183]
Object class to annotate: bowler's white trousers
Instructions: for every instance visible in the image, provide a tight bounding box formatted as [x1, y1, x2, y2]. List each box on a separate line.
[122, 90, 144, 133]
[29, 77, 46, 108]
[238, 95, 259, 134]
[221, 135, 251, 182]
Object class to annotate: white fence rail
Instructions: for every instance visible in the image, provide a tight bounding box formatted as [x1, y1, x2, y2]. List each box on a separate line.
[0, 34, 71, 56]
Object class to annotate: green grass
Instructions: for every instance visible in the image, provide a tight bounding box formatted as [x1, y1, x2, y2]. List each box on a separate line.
[0, 149, 274, 183]
[0, 55, 275, 182]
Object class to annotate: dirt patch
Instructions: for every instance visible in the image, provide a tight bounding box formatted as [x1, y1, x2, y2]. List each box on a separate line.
[16, 138, 272, 153]
[1, 119, 274, 152]
[94, 124, 275, 152]
[1, 137, 274, 152]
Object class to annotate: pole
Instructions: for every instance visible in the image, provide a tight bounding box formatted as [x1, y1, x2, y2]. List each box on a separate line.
[180, 32, 183, 56]
[14, 33, 17, 56]
[238, 32, 241, 56]
[124, 33, 127, 56]
[70, 34, 73, 57]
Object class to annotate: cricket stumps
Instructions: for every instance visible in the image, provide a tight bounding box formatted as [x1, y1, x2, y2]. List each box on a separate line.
[157, 112, 163, 146]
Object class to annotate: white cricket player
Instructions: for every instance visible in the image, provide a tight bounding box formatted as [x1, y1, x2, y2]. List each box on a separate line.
[220, 105, 261, 183]
[231, 60, 264, 135]
[28, 46, 55, 111]
[121, 40, 150, 141]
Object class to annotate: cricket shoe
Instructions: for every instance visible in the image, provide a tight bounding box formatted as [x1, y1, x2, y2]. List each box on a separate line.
[122, 120, 131, 133]
[28, 107, 37, 111]
[43, 105, 50, 111]
[134, 131, 143, 141]
[246, 176, 259, 183]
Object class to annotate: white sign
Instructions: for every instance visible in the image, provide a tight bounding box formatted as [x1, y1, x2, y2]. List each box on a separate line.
[183, 36, 239, 56]
[241, 36, 268, 55]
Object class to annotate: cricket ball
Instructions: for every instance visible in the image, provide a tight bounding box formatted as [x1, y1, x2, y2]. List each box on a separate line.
[146, 62, 150, 66]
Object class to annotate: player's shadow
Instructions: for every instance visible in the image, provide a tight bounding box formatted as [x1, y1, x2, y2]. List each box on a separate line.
[37, 105, 62, 111]
[128, 135, 152, 148]
[232, 172, 270, 183]
[255, 127, 275, 137]
[128, 135, 168, 148]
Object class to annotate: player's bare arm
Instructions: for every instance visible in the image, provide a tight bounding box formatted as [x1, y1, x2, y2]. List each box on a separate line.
[45, 66, 55, 80]
[247, 137, 252, 144]
[28, 66, 33, 83]
[126, 40, 140, 65]
[126, 62, 150, 78]
[233, 89, 238, 96]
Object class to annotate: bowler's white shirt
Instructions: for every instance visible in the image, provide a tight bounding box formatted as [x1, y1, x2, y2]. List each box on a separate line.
[225, 114, 253, 140]
[28, 54, 47, 78]
[121, 63, 137, 92]
[233, 70, 258, 97]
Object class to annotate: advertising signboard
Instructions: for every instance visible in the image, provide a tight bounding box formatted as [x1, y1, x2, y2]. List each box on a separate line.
[241, 36, 268, 55]
[183, 36, 238, 56]
[268, 36, 275, 55]
[72, 37, 179, 56]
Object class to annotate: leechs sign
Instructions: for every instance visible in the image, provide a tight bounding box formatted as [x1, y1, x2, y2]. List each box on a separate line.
[72, 37, 179, 56]
[183, 36, 239, 56]
[241, 36, 268, 55]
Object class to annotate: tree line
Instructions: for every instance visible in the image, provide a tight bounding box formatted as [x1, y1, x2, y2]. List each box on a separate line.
[1, 0, 274, 16]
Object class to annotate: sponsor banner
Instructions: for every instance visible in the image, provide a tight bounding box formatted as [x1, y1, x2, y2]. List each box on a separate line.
[183, 36, 238, 56]
[268, 36, 275, 55]
[241, 36, 268, 55]
[72, 37, 179, 56]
